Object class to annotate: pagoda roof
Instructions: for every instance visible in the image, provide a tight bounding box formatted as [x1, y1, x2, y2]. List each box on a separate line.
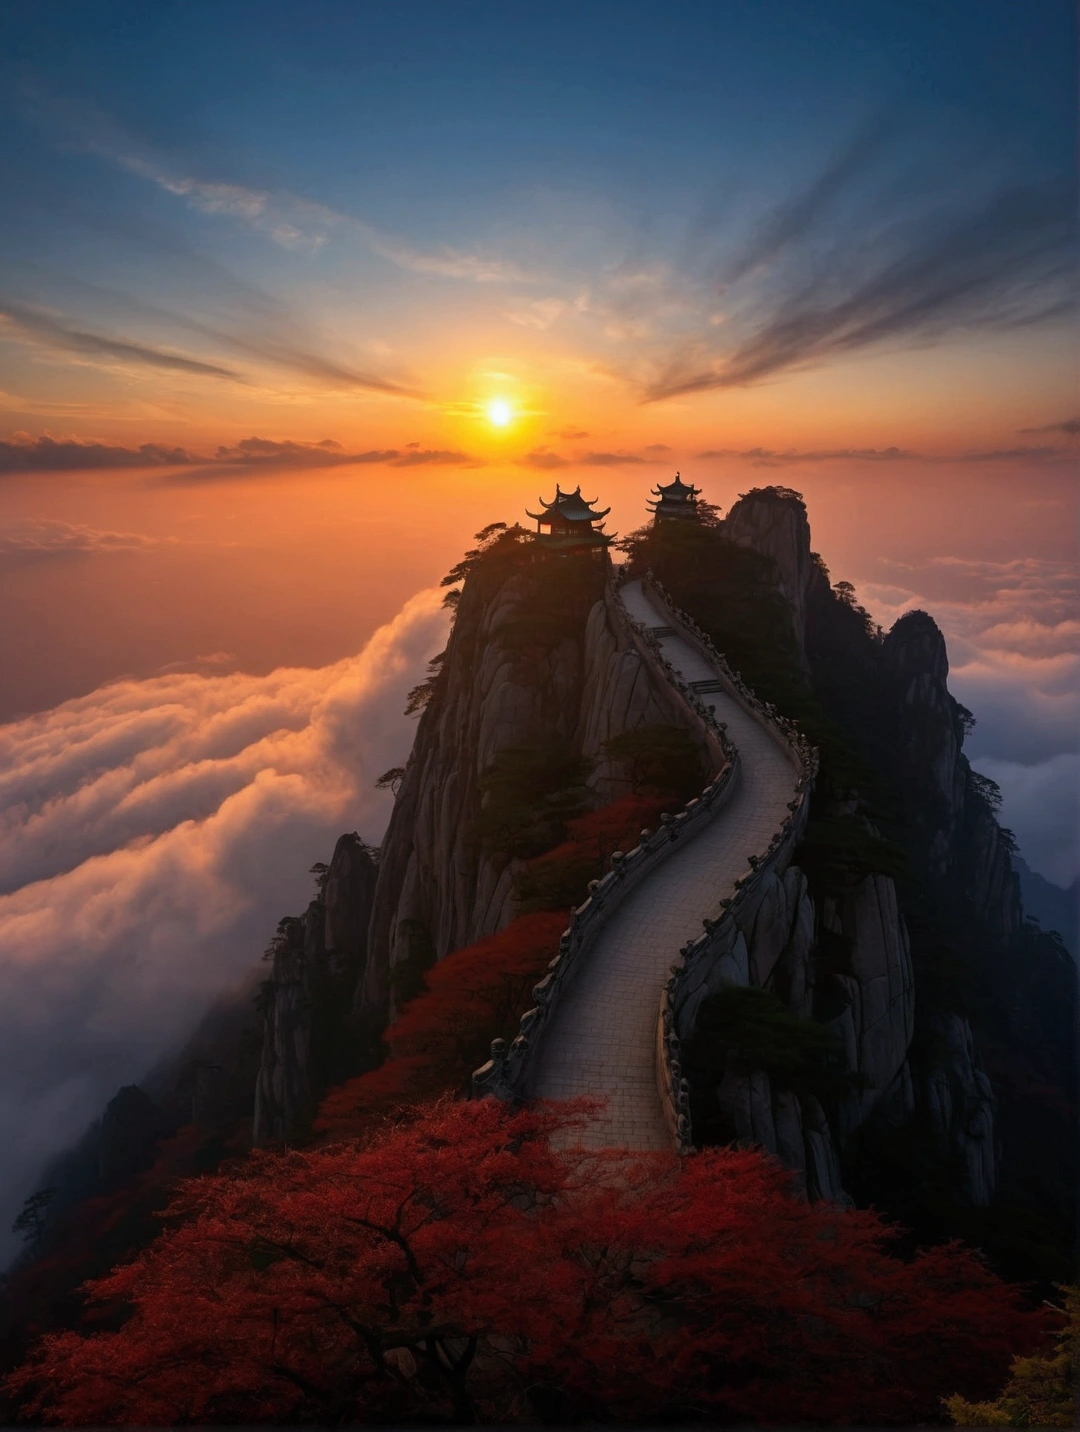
[526, 484, 611, 525]
[649, 472, 700, 500]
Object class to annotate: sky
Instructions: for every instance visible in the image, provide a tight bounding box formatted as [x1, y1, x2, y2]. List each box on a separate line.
[0, 0, 1076, 1254]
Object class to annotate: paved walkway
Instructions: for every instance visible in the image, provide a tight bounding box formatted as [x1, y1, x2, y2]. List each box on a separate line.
[528, 580, 799, 1150]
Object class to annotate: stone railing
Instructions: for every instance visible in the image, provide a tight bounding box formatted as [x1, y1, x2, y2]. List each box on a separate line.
[473, 568, 819, 1158]
[639, 574, 818, 1153]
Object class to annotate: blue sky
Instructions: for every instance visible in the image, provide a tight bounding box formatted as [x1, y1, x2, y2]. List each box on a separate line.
[0, 0, 1072, 429]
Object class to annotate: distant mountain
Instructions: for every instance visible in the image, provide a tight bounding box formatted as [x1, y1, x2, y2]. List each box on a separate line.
[1015, 854, 1078, 958]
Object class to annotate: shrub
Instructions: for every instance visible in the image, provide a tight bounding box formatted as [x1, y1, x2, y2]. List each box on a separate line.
[474, 744, 596, 861]
[685, 984, 860, 1100]
[602, 723, 704, 800]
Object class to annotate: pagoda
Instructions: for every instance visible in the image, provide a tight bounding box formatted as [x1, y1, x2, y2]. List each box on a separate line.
[526, 484, 614, 551]
[647, 472, 702, 524]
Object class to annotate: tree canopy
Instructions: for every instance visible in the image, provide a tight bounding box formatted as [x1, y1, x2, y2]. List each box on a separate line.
[5, 1098, 1046, 1427]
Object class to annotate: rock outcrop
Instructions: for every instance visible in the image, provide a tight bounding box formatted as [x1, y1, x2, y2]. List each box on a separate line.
[97, 1085, 171, 1191]
[360, 552, 704, 1027]
[723, 486, 823, 659]
[689, 488, 1013, 1209]
[253, 835, 378, 1145]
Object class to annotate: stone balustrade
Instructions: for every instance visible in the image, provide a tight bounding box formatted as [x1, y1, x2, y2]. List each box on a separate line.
[473, 565, 818, 1158]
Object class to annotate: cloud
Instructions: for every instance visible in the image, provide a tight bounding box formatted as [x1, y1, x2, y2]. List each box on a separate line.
[520, 447, 570, 470]
[0, 435, 197, 473]
[29, 90, 532, 285]
[0, 434, 478, 477]
[520, 445, 662, 470]
[1018, 416, 1080, 436]
[698, 445, 918, 464]
[694, 444, 1070, 466]
[0, 302, 241, 382]
[209, 437, 398, 468]
[0, 295, 415, 399]
[551, 427, 589, 441]
[0, 518, 164, 560]
[391, 445, 474, 467]
[854, 556, 1079, 856]
[0, 589, 448, 1265]
[504, 298, 566, 329]
[959, 445, 1067, 462]
[644, 162, 1075, 400]
[644, 443, 672, 454]
[582, 451, 653, 466]
[720, 116, 892, 286]
[968, 753, 1080, 889]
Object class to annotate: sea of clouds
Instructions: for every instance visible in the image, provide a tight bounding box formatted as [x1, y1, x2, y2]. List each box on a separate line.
[860, 554, 1079, 887]
[0, 589, 447, 1264]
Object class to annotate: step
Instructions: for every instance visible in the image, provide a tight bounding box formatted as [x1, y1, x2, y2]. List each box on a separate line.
[647, 625, 676, 637]
[689, 678, 726, 693]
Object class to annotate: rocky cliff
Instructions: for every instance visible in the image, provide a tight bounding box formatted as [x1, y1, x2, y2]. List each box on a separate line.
[253, 833, 378, 1144]
[685, 488, 1068, 1240]
[359, 535, 707, 1027]
[724, 485, 825, 662]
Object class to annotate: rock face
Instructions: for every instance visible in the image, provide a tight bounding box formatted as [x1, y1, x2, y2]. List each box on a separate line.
[692, 487, 1015, 1208]
[723, 487, 822, 658]
[881, 610, 967, 880]
[97, 1085, 171, 1190]
[881, 608, 1021, 933]
[359, 554, 703, 1027]
[916, 1011, 997, 1207]
[694, 860, 916, 1205]
[253, 835, 378, 1145]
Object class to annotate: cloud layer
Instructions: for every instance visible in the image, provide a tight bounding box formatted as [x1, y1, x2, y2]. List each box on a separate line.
[858, 555, 1079, 885]
[0, 434, 474, 474]
[0, 589, 447, 1263]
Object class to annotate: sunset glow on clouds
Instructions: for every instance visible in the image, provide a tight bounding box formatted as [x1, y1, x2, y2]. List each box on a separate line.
[0, 590, 447, 1260]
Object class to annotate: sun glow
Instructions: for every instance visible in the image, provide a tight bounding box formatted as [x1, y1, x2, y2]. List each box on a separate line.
[486, 398, 513, 427]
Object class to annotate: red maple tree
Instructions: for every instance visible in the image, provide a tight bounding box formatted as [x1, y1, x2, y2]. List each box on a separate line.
[316, 795, 672, 1138]
[5, 1097, 1045, 1426]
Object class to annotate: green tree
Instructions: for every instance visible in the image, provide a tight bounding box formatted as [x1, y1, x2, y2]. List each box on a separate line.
[946, 1285, 1078, 1427]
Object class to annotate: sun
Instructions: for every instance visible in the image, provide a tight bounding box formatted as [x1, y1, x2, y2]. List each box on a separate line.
[486, 398, 513, 428]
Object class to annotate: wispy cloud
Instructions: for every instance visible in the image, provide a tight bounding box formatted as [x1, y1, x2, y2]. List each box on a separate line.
[1018, 416, 1080, 436]
[643, 152, 1076, 401]
[0, 301, 241, 381]
[0, 288, 417, 398]
[0, 518, 165, 558]
[28, 89, 534, 285]
[719, 116, 892, 286]
[695, 443, 1071, 466]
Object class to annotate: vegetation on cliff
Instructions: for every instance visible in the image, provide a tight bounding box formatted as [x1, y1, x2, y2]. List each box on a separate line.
[622, 488, 1076, 1288]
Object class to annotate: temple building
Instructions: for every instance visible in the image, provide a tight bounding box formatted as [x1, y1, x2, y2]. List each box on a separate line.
[648, 472, 702, 524]
[526, 484, 614, 551]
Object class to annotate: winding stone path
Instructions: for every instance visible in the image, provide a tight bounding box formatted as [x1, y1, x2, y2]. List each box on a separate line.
[527, 580, 799, 1150]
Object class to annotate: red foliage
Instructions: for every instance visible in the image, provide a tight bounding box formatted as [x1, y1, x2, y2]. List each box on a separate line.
[315, 911, 568, 1137]
[316, 797, 670, 1139]
[534, 792, 672, 870]
[5, 1098, 1045, 1426]
[0, 1121, 249, 1379]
